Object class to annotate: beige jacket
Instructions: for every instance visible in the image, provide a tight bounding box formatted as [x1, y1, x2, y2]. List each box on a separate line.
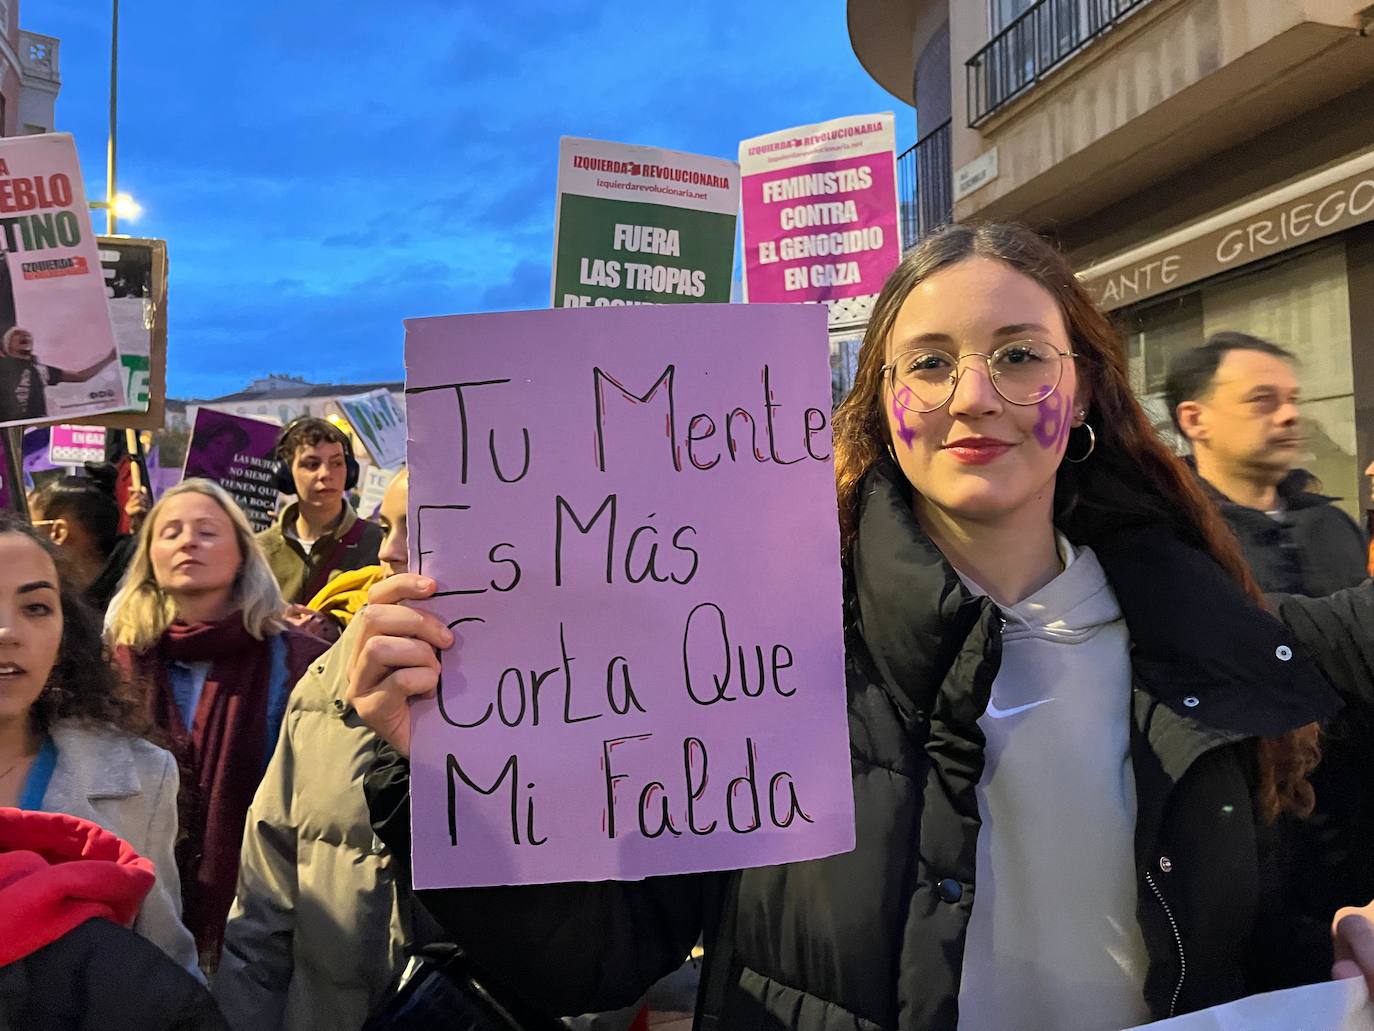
[42, 721, 201, 977]
[214, 617, 407, 1031]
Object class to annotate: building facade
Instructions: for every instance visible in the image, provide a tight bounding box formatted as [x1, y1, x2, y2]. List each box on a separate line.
[849, 0, 1374, 519]
[0, 0, 24, 136]
[169, 374, 405, 433]
[18, 28, 59, 134]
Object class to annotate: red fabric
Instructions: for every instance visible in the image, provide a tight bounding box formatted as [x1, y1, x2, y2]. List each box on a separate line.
[115, 616, 327, 967]
[628, 1007, 651, 1031]
[114, 454, 134, 535]
[0, 807, 154, 966]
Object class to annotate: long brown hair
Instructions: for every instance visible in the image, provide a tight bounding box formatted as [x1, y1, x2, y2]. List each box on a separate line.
[0, 513, 152, 740]
[832, 222, 1317, 822]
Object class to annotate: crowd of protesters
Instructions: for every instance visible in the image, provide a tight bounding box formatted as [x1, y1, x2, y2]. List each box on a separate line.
[2, 225, 1374, 1030]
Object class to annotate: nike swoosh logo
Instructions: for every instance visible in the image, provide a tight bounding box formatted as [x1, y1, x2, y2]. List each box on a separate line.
[984, 698, 1056, 719]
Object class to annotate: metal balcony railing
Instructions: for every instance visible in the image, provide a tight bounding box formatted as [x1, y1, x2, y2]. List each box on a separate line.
[966, 0, 1153, 127]
[897, 119, 952, 249]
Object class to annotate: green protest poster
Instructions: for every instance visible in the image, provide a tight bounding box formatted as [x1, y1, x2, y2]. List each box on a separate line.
[552, 136, 738, 308]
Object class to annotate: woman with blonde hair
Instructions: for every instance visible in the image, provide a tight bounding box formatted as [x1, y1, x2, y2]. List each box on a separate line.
[107, 479, 328, 971]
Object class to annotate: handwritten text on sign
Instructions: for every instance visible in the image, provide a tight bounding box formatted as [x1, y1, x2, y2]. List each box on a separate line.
[404, 304, 854, 888]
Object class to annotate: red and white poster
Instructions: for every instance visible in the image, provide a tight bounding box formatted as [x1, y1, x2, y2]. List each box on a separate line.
[0, 133, 124, 427]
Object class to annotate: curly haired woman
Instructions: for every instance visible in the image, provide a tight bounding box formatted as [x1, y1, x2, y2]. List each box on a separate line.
[0, 512, 198, 975]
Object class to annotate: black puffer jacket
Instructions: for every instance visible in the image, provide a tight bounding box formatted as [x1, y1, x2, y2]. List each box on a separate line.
[1271, 582, 1374, 930]
[1197, 469, 1367, 598]
[0, 918, 227, 1031]
[1192, 467, 1373, 939]
[366, 464, 1346, 1031]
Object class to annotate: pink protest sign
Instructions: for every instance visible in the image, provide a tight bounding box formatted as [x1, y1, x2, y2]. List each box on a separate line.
[739, 113, 901, 304]
[404, 303, 854, 888]
[48, 424, 106, 465]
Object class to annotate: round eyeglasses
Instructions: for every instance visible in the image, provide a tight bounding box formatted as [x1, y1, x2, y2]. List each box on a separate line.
[882, 341, 1077, 414]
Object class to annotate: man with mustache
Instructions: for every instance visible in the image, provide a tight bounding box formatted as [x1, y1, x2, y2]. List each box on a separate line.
[1167, 331, 1366, 597]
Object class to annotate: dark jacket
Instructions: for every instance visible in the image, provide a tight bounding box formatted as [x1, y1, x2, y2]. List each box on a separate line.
[364, 463, 1345, 1031]
[257, 502, 383, 605]
[1193, 467, 1374, 932]
[0, 919, 227, 1031]
[1271, 581, 1374, 926]
[0, 808, 225, 1030]
[1197, 468, 1367, 598]
[87, 533, 138, 615]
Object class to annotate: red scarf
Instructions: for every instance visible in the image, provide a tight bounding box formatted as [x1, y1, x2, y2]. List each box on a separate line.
[118, 614, 279, 968]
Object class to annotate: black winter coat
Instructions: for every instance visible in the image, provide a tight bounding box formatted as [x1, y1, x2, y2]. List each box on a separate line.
[1271, 582, 1374, 930]
[366, 464, 1346, 1031]
[0, 918, 227, 1031]
[1193, 468, 1374, 937]
[1198, 470, 1367, 598]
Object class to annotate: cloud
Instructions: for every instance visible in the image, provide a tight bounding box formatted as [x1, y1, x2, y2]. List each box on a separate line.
[479, 259, 549, 312]
[34, 0, 905, 397]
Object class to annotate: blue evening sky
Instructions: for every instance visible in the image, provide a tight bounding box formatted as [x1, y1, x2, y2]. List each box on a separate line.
[27, 1, 912, 398]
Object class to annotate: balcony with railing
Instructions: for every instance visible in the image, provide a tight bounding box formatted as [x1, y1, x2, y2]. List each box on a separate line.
[897, 119, 952, 249]
[965, 0, 1153, 127]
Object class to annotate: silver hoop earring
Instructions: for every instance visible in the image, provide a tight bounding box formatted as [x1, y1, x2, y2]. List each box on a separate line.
[1065, 422, 1096, 464]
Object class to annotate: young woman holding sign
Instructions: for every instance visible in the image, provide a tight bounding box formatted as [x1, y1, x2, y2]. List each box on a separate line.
[106, 480, 328, 971]
[346, 223, 1374, 1030]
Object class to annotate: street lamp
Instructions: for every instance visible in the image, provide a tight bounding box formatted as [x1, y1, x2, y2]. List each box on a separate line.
[85, 0, 126, 233]
[112, 192, 141, 221]
[107, 0, 119, 234]
[89, 191, 141, 226]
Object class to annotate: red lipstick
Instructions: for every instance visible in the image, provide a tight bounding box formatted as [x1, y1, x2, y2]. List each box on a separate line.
[943, 436, 1014, 465]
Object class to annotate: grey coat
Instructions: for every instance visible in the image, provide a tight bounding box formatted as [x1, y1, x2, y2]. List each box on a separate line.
[42, 720, 202, 978]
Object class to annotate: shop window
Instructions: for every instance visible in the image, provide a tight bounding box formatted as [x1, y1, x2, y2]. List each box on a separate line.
[1202, 243, 1356, 514]
[1118, 242, 1359, 517]
[1121, 291, 1203, 398]
[830, 337, 862, 409]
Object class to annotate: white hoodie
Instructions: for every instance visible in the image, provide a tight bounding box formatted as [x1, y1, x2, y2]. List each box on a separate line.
[956, 540, 1152, 1031]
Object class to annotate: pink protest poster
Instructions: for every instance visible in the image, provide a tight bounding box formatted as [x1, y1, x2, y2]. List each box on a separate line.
[739, 113, 901, 304]
[404, 304, 854, 888]
[0, 134, 124, 427]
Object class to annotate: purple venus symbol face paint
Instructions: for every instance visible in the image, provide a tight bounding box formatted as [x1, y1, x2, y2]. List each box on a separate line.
[891, 386, 920, 448]
[1031, 391, 1072, 451]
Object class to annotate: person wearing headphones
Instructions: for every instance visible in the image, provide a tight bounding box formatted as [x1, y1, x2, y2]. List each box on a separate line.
[256, 417, 383, 608]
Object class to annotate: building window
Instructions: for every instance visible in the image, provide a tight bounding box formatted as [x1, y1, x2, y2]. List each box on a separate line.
[990, 0, 1034, 32]
[987, 0, 1037, 109]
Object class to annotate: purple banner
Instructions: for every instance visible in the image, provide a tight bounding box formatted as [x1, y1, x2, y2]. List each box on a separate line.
[182, 408, 281, 531]
[404, 303, 854, 889]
